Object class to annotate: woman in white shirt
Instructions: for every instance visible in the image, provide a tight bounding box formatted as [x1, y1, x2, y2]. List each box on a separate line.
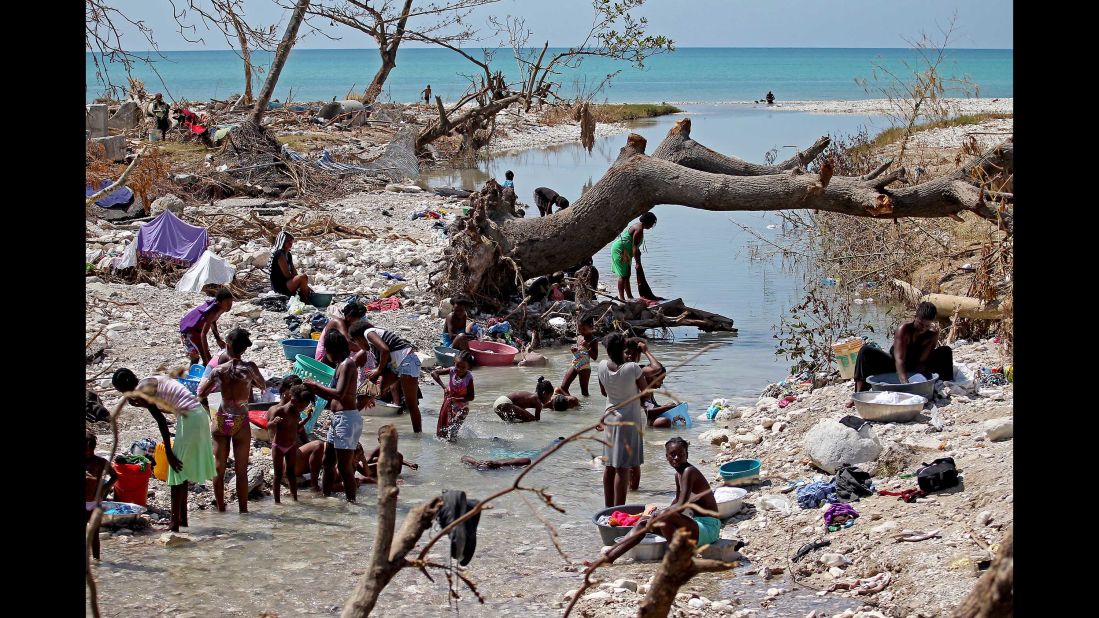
[597, 332, 650, 507]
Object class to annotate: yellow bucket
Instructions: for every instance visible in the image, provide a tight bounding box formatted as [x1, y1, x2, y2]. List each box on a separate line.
[311, 332, 321, 340]
[832, 339, 864, 380]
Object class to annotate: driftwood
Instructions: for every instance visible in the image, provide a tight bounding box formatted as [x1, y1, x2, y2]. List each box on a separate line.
[586, 298, 736, 334]
[951, 527, 1013, 618]
[638, 529, 740, 618]
[891, 279, 1008, 320]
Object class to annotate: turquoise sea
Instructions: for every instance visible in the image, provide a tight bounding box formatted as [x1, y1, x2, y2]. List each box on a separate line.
[86, 47, 1012, 104]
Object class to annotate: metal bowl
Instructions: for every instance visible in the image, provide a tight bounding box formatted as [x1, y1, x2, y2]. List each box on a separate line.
[98, 501, 147, 527]
[866, 372, 939, 401]
[850, 391, 927, 422]
[614, 533, 667, 562]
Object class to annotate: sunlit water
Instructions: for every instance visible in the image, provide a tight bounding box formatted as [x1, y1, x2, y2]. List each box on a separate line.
[92, 107, 892, 616]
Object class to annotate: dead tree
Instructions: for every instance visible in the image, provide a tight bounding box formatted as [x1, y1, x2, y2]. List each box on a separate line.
[86, 0, 170, 98]
[442, 118, 1014, 300]
[306, 1, 499, 104]
[951, 527, 1013, 618]
[250, 0, 311, 126]
[172, 1, 278, 106]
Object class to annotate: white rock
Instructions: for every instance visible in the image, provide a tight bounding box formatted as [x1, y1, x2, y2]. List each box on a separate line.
[151, 193, 185, 215]
[734, 433, 763, 445]
[871, 521, 898, 534]
[612, 579, 638, 592]
[765, 587, 784, 598]
[983, 417, 1013, 441]
[583, 590, 611, 601]
[715, 408, 742, 421]
[976, 511, 993, 527]
[700, 428, 736, 446]
[760, 417, 775, 429]
[828, 566, 845, 578]
[818, 553, 851, 568]
[688, 598, 707, 609]
[772, 422, 787, 434]
[158, 532, 193, 547]
[756, 397, 779, 412]
[562, 589, 578, 601]
[803, 419, 882, 474]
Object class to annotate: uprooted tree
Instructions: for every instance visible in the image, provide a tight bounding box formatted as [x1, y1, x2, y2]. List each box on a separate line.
[439, 117, 1014, 305]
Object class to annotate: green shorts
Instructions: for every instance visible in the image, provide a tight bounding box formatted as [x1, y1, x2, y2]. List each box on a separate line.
[691, 515, 721, 546]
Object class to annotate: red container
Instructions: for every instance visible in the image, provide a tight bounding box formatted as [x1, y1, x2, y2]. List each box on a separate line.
[112, 462, 153, 506]
[467, 340, 519, 366]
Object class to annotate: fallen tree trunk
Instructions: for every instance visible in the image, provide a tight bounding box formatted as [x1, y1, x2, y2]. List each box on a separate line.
[445, 119, 1013, 301]
[891, 279, 1008, 320]
[951, 527, 1012, 618]
[638, 529, 739, 618]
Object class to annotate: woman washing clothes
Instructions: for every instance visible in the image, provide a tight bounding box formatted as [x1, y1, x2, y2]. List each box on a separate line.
[609, 212, 657, 301]
[316, 301, 367, 367]
[350, 320, 425, 433]
[851, 302, 954, 400]
[269, 231, 312, 303]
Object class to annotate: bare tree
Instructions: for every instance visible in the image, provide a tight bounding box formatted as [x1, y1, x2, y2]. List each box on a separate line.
[170, 1, 279, 105]
[86, 0, 172, 99]
[415, 0, 673, 152]
[251, 0, 312, 125]
[304, 0, 499, 103]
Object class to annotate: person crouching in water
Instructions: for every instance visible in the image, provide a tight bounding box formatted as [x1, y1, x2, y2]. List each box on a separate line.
[442, 296, 475, 352]
[179, 287, 234, 365]
[112, 368, 217, 531]
[602, 437, 721, 562]
[303, 331, 361, 502]
[267, 385, 314, 503]
[431, 351, 475, 440]
[198, 328, 266, 513]
[351, 320, 425, 433]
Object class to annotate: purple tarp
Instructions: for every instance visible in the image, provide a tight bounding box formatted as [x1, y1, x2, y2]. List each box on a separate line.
[137, 210, 208, 265]
[85, 179, 134, 208]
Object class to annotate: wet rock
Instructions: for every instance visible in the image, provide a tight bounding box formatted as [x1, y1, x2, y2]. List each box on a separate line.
[871, 521, 898, 534]
[158, 532, 193, 547]
[804, 419, 882, 473]
[762, 566, 784, 580]
[760, 417, 775, 429]
[734, 433, 763, 446]
[715, 408, 742, 421]
[688, 598, 708, 609]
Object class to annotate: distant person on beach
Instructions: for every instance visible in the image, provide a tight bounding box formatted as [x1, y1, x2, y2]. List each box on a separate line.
[850, 301, 954, 398]
[502, 170, 515, 189]
[112, 367, 217, 532]
[600, 437, 721, 563]
[267, 385, 314, 503]
[610, 212, 657, 301]
[199, 328, 266, 513]
[431, 351, 476, 440]
[269, 231, 312, 303]
[766, 91, 775, 105]
[560, 315, 599, 397]
[533, 187, 570, 216]
[147, 93, 171, 135]
[422, 84, 432, 105]
[179, 287, 234, 365]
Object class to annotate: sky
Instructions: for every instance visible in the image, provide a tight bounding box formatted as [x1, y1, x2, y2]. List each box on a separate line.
[101, 0, 1013, 52]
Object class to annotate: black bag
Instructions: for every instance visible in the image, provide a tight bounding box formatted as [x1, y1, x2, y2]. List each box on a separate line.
[916, 457, 960, 492]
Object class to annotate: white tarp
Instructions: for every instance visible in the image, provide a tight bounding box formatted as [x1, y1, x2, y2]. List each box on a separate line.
[175, 250, 236, 293]
[116, 240, 138, 269]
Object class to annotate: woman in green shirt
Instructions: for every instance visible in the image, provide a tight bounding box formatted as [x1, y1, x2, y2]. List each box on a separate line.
[609, 212, 657, 301]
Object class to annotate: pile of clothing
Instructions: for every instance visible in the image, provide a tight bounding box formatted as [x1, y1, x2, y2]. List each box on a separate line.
[794, 465, 876, 509]
[597, 511, 643, 527]
[706, 398, 734, 420]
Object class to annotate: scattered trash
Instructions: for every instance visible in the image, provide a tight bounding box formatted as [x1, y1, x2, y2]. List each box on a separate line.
[893, 529, 941, 542]
[828, 571, 891, 595]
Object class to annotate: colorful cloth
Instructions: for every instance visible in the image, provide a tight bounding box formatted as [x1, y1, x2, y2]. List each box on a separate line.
[167, 405, 217, 486]
[367, 297, 402, 312]
[823, 503, 860, 526]
[212, 400, 249, 438]
[573, 348, 592, 372]
[180, 299, 218, 335]
[609, 228, 638, 278]
[796, 481, 838, 509]
[440, 332, 454, 347]
[608, 511, 642, 527]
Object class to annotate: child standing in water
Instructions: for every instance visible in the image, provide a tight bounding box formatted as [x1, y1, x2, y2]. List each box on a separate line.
[85, 431, 118, 561]
[502, 170, 515, 189]
[560, 316, 598, 396]
[267, 385, 314, 503]
[431, 351, 475, 441]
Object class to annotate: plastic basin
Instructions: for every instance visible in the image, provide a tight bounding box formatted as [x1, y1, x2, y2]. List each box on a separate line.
[468, 340, 519, 366]
[435, 346, 459, 368]
[282, 338, 319, 361]
[719, 459, 762, 486]
[658, 402, 692, 428]
[714, 486, 748, 518]
[98, 501, 147, 527]
[309, 291, 335, 308]
[613, 533, 667, 561]
[592, 504, 646, 545]
[867, 372, 939, 401]
[293, 355, 334, 435]
[850, 391, 927, 422]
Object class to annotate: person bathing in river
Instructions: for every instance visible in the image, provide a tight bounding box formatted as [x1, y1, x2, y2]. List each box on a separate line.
[598, 333, 648, 507]
[536, 376, 578, 411]
[361, 426, 419, 480]
[493, 385, 545, 422]
[267, 385, 314, 503]
[316, 301, 366, 367]
[560, 315, 598, 397]
[112, 367, 217, 531]
[610, 212, 657, 301]
[350, 320, 425, 433]
[179, 287, 234, 365]
[431, 351, 476, 441]
[601, 437, 721, 563]
[303, 331, 361, 502]
[850, 302, 954, 401]
[533, 187, 569, 217]
[460, 437, 566, 469]
[269, 231, 312, 303]
[198, 327, 266, 513]
[442, 296, 475, 352]
[624, 337, 676, 427]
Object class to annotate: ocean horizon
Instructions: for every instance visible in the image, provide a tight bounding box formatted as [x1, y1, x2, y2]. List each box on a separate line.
[86, 47, 1013, 105]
